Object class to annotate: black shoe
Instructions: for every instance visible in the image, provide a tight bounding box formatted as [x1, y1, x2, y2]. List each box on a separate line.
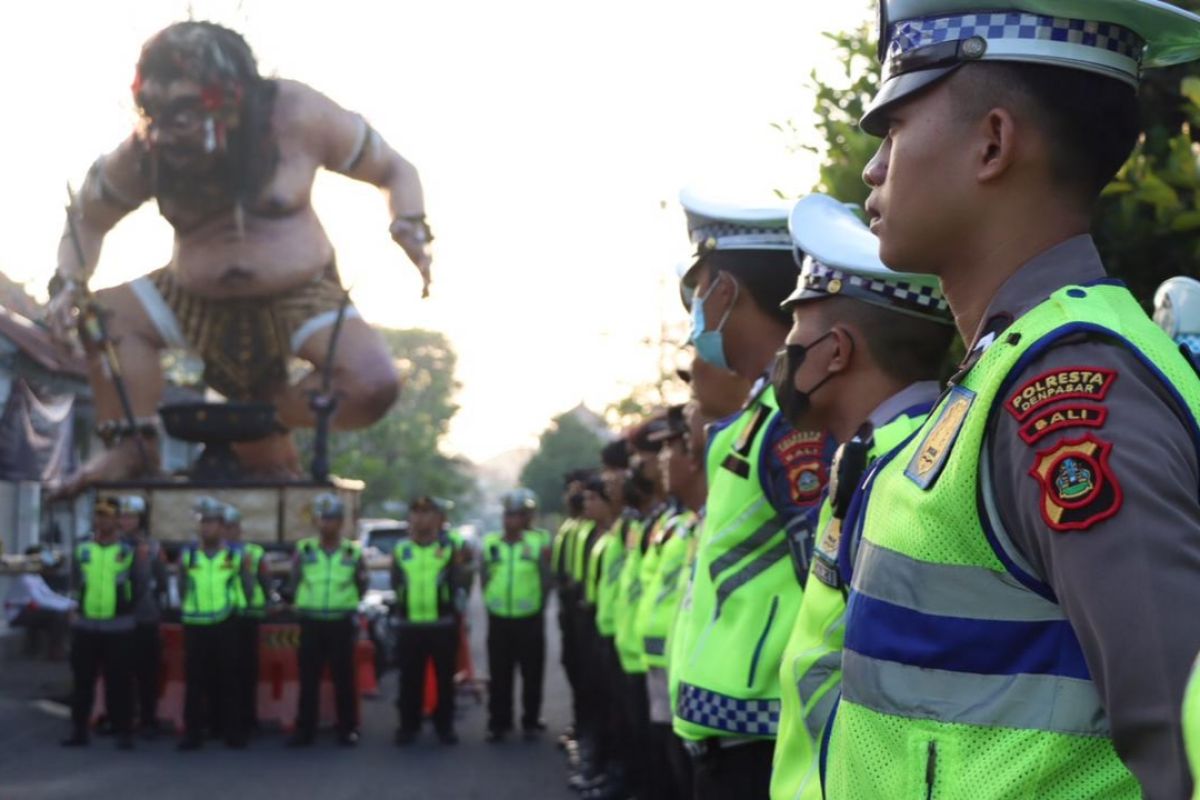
[116, 735, 134, 751]
[176, 737, 203, 752]
[225, 738, 247, 750]
[139, 725, 158, 741]
[485, 729, 506, 743]
[394, 729, 418, 746]
[60, 732, 89, 748]
[337, 730, 360, 747]
[284, 733, 313, 748]
[436, 730, 459, 745]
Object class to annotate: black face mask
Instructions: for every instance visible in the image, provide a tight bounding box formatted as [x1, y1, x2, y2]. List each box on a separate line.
[770, 331, 842, 428]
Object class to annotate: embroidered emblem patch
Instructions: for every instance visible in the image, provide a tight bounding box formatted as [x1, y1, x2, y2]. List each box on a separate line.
[905, 385, 976, 490]
[1029, 434, 1123, 532]
[1006, 367, 1117, 421]
[774, 429, 827, 505]
[1019, 405, 1109, 445]
[788, 461, 826, 505]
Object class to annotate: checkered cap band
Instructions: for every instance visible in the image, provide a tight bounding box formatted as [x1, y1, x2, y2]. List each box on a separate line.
[676, 682, 780, 737]
[804, 260, 950, 318]
[886, 12, 1145, 79]
[689, 222, 792, 252]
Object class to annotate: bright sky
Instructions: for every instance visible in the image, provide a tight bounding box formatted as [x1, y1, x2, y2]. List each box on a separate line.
[0, 0, 873, 463]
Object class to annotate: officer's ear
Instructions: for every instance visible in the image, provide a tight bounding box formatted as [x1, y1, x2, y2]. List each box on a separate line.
[825, 325, 857, 376]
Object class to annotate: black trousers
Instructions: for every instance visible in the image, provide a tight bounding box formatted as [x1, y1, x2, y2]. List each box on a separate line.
[649, 722, 694, 800]
[557, 588, 582, 726]
[234, 616, 260, 730]
[131, 622, 160, 728]
[621, 670, 651, 798]
[692, 740, 775, 800]
[486, 614, 545, 732]
[296, 616, 358, 736]
[397, 622, 457, 734]
[573, 606, 606, 764]
[183, 620, 241, 744]
[69, 627, 134, 736]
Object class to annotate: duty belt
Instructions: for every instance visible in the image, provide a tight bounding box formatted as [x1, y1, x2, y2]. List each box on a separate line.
[682, 736, 763, 760]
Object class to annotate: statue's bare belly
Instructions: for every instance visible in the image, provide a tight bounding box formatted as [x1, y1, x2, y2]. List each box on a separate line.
[170, 204, 334, 299]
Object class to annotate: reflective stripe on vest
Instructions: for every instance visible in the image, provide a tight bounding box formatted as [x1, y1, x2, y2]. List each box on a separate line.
[672, 385, 823, 741]
[827, 284, 1200, 799]
[76, 541, 134, 621]
[182, 546, 241, 625]
[394, 537, 455, 623]
[482, 531, 543, 618]
[294, 538, 362, 620]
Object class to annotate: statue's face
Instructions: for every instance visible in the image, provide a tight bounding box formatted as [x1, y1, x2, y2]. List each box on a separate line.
[136, 77, 223, 172]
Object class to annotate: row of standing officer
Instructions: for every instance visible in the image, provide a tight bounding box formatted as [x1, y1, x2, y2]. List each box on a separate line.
[562, 1, 1200, 798]
[388, 489, 553, 747]
[62, 491, 365, 749]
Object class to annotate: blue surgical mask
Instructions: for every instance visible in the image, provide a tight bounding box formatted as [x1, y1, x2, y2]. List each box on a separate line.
[690, 274, 738, 370]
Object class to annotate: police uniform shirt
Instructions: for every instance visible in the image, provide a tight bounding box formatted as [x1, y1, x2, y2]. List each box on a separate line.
[975, 234, 1200, 797]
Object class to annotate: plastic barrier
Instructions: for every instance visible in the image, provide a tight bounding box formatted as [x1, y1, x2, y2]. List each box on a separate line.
[95, 620, 380, 734]
[157, 624, 186, 732]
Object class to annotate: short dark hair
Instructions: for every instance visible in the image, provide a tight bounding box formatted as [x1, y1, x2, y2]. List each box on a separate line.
[703, 250, 796, 327]
[583, 476, 610, 502]
[816, 298, 955, 385]
[949, 63, 1139, 202]
[600, 439, 630, 470]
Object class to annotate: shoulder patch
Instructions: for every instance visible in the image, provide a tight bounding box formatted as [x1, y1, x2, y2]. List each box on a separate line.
[905, 385, 975, 490]
[1028, 434, 1123, 532]
[1006, 367, 1117, 422]
[1019, 404, 1108, 445]
[775, 429, 827, 506]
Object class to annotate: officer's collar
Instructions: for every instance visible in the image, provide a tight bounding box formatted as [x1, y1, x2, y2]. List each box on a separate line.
[966, 234, 1106, 354]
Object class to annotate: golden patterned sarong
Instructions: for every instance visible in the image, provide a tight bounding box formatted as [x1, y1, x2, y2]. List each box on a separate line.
[143, 264, 352, 400]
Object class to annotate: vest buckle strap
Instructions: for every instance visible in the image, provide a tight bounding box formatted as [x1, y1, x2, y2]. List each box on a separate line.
[811, 555, 842, 589]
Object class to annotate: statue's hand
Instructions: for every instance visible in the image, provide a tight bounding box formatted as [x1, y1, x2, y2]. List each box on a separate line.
[46, 279, 83, 350]
[389, 215, 434, 298]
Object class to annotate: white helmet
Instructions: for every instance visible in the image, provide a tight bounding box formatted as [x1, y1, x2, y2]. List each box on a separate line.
[1153, 276, 1200, 357]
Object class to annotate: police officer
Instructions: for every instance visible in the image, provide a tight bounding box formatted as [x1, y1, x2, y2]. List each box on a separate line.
[767, 194, 954, 800]
[287, 492, 367, 747]
[613, 417, 671, 800]
[482, 489, 550, 742]
[393, 496, 463, 745]
[224, 503, 268, 734]
[178, 497, 245, 750]
[553, 470, 593, 748]
[62, 496, 137, 750]
[572, 467, 624, 795]
[1155, 276, 1200, 362]
[117, 494, 167, 738]
[824, 3, 1200, 798]
[669, 191, 831, 798]
[636, 404, 704, 800]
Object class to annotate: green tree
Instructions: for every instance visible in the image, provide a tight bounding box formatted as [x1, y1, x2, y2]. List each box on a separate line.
[800, 16, 1200, 309]
[296, 328, 478, 519]
[519, 409, 608, 515]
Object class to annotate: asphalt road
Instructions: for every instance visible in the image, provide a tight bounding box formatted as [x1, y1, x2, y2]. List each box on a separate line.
[0, 594, 576, 800]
